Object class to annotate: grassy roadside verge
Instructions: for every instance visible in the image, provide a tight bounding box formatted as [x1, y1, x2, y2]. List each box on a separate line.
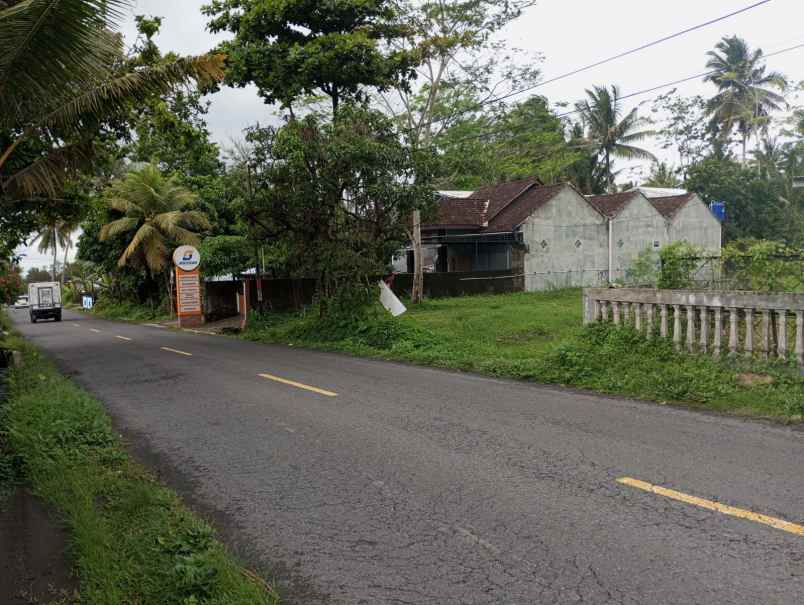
[0, 318, 278, 604]
[76, 299, 171, 323]
[241, 289, 804, 422]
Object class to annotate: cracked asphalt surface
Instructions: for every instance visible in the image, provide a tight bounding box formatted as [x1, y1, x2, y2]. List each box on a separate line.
[10, 308, 804, 604]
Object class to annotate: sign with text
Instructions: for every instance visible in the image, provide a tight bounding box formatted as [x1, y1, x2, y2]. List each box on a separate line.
[173, 245, 201, 272]
[176, 269, 202, 316]
[173, 246, 202, 326]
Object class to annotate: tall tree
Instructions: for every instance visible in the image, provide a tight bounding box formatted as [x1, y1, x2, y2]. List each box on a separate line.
[381, 0, 537, 148]
[99, 165, 211, 298]
[203, 0, 419, 115]
[704, 36, 787, 164]
[575, 85, 656, 192]
[643, 162, 682, 188]
[242, 105, 434, 308]
[32, 219, 75, 282]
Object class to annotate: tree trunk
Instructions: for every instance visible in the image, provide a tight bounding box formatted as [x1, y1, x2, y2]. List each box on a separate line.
[52, 241, 57, 282]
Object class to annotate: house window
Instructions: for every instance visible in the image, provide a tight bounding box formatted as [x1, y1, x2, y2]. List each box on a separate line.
[653, 240, 660, 248]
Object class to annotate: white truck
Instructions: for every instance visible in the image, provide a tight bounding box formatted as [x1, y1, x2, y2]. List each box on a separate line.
[28, 282, 62, 323]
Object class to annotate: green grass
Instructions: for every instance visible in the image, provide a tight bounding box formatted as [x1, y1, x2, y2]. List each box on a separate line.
[241, 289, 804, 421]
[85, 299, 171, 323]
[0, 331, 279, 604]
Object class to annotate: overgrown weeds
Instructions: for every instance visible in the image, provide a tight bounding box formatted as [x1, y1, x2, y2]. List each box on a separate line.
[241, 289, 804, 421]
[1, 341, 279, 604]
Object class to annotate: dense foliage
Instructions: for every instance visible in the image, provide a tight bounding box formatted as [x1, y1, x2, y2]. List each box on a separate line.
[244, 105, 435, 307]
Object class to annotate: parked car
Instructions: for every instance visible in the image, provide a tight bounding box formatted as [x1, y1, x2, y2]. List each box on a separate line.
[28, 282, 62, 323]
[13, 295, 29, 309]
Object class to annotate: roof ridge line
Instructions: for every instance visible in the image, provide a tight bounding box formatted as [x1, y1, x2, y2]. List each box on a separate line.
[485, 179, 550, 224]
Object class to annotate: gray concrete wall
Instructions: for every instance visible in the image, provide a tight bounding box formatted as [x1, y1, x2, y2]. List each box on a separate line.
[668, 195, 722, 254]
[611, 193, 667, 283]
[521, 186, 609, 291]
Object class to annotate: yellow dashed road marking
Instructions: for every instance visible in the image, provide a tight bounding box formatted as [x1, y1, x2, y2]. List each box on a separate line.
[617, 477, 804, 537]
[161, 346, 192, 357]
[258, 373, 337, 397]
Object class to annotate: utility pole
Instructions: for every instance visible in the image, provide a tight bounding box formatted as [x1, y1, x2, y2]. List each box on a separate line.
[410, 210, 424, 304]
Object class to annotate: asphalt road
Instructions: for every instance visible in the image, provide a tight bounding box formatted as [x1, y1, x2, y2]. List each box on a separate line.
[10, 308, 804, 604]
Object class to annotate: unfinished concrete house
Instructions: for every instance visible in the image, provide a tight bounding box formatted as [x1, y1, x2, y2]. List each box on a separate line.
[398, 178, 722, 292]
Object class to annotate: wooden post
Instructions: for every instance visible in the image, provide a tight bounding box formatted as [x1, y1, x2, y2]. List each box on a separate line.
[410, 210, 424, 304]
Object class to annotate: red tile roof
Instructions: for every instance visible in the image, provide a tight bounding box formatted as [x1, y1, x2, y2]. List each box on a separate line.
[427, 196, 489, 229]
[649, 193, 694, 219]
[486, 183, 568, 231]
[472, 176, 542, 220]
[586, 191, 640, 218]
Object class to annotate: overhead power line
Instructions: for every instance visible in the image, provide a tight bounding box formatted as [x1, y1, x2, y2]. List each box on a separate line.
[435, 0, 773, 128]
[449, 41, 804, 145]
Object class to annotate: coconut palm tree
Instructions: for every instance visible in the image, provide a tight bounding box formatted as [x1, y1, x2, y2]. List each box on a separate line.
[31, 219, 75, 282]
[704, 36, 787, 164]
[575, 85, 656, 192]
[0, 0, 223, 202]
[99, 165, 211, 305]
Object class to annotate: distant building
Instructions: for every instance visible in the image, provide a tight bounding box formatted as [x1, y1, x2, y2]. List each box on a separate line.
[397, 177, 722, 291]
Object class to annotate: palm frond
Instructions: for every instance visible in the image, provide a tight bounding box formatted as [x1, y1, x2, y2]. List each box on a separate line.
[1, 139, 93, 198]
[612, 144, 657, 162]
[34, 54, 225, 134]
[0, 0, 126, 125]
[99, 217, 138, 240]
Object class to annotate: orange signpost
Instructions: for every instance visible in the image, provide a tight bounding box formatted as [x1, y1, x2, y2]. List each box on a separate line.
[173, 245, 203, 328]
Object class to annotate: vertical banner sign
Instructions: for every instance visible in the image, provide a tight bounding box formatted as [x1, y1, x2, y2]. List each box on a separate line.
[173, 245, 202, 327]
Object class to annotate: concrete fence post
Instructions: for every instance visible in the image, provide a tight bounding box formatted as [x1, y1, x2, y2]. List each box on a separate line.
[699, 307, 709, 354]
[634, 303, 642, 333]
[728, 308, 739, 357]
[795, 310, 804, 367]
[744, 309, 754, 359]
[645, 303, 654, 338]
[713, 308, 723, 359]
[761, 310, 771, 359]
[673, 305, 682, 352]
[777, 310, 788, 360]
[612, 302, 621, 325]
[686, 305, 696, 353]
[660, 304, 668, 338]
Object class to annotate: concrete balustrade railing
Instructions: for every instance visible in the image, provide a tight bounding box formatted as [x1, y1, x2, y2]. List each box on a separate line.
[583, 288, 804, 367]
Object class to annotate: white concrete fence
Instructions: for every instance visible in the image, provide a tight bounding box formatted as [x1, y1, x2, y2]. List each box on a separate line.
[583, 288, 804, 367]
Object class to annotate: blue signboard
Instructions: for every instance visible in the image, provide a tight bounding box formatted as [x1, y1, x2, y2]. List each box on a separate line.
[709, 201, 726, 222]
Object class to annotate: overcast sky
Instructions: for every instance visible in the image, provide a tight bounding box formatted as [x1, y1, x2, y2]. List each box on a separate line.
[16, 0, 804, 273]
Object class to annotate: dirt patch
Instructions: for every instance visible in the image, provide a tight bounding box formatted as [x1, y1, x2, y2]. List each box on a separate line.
[0, 488, 77, 604]
[736, 373, 776, 387]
